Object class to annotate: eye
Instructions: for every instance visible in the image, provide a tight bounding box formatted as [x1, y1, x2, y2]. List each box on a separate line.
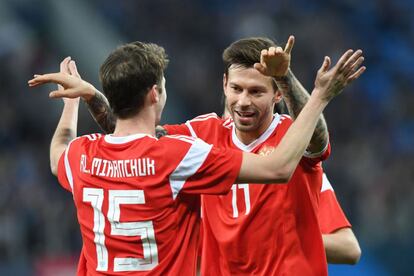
[230, 85, 243, 93]
[250, 89, 263, 96]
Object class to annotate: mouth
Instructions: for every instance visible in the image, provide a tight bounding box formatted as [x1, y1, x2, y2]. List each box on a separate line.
[234, 110, 256, 123]
[235, 110, 255, 117]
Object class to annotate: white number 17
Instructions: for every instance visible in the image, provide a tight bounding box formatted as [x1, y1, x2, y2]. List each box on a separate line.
[231, 184, 251, 218]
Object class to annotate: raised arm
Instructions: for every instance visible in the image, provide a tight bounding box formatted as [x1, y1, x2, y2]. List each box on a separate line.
[271, 37, 328, 154]
[238, 49, 365, 183]
[275, 68, 329, 154]
[48, 57, 81, 175]
[29, 49, 365, 184]
[30, 66, 116, 134]
[254, 36, 363, 154]
[84, 90, 116, 133]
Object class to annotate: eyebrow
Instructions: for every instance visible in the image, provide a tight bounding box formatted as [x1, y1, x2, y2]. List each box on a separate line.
[229, 82, 267, 90]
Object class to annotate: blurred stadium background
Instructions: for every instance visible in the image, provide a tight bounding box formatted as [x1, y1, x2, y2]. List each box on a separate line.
[0, 0, 413, 275]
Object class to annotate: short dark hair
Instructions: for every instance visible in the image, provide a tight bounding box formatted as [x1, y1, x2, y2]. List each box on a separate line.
[99, 41, 169, 119]
[222, 37, 278, 90]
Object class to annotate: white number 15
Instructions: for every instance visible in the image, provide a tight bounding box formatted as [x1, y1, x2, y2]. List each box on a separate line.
[83, 188, 159, 272]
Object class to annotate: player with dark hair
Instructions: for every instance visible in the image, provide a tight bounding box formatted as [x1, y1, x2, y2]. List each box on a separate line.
[162, 37, 364, 275]
[29, 40, 364, 275]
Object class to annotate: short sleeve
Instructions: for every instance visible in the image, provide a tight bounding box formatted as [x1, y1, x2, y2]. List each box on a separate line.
[276, 115, 331, 168]
[303, 141, 331, 164]
[164, 113, 220, 139]
[57, 150, 72, 192]
[163, 123, 193, 137]
[318, 174, 351, 234]
[166, 136, 242, 199]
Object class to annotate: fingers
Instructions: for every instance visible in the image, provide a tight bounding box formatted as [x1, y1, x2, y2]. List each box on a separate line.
[346, 66, 366, 82]
[254, 63, 266, 74]
[344, 55, 364, 77]
[49, 88, 78, 99]
[60, 56, 71, 74]
[318, 56, 331, 74]
[284, 35, 295, 54]
[342, 49, 363, 72]
[334, 49, 354, 71]
[28, 73, 69, 88]
[68, 60, 81, 78]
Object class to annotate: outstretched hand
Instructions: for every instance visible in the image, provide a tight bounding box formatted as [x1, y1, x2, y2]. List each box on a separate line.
[314, 49, 366, 101]
[58, 57, 82, 104]
[28, 64, 95, 101]
[254, 35, 294, 78]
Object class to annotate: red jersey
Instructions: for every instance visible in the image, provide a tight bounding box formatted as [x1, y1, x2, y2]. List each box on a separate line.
[318, 173, 351, 234]
[164, 113, 331, 276]
[57, 133, 242, 275]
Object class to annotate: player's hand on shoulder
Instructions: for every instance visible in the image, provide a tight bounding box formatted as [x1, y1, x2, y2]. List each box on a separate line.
[313, 49, 366, 102]
[254, 35, 294, 78]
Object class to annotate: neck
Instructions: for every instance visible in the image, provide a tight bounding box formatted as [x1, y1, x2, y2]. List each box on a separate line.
[235, 114, 274, 145]
[113, 110, 156, 137]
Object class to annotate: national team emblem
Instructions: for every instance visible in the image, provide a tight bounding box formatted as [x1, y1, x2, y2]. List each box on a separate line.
[258, 145, 275, 156]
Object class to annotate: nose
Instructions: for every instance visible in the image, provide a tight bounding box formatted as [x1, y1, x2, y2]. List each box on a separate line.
[237, 91, 251, 107]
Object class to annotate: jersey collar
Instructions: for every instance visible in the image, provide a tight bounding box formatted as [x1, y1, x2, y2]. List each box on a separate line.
[231, 113, 281, 152]
[104, 133, 156, 144]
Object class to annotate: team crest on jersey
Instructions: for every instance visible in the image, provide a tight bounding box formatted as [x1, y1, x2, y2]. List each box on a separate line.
[258, 145, 275, 156]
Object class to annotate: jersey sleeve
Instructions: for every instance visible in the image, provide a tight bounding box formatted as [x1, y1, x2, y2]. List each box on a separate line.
[280, 115, 331, 167]
[57, 150, 72, 192]
[318, 174, 351, 234]
[163, 123, 193, 137]
[165, 135, 242, 199]
[57, 137, 84, 193]
[163, 113, 220, 139]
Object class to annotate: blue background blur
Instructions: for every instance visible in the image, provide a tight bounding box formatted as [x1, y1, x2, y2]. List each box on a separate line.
[0, 0, 413, 275]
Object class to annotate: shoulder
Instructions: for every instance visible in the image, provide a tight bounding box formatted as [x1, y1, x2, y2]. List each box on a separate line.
[188, 112, 220, 123]
[279, 114, 292, 125]
[321, 173, 334, 192]
[68, 133, 103, 150]
[163, 134, 198, 144]
[185, 113, 231, 139]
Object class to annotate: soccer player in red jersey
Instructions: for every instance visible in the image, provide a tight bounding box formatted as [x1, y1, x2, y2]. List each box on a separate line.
[162, 38, 364, 275]
[29, 41, 363, 275]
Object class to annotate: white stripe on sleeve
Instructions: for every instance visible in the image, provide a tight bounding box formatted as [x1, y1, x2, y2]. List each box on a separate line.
[169, 139, 213, 200]
[185, 121, 197, 138]
[321, 173, 334, 192]
[64, 140, 76, 192]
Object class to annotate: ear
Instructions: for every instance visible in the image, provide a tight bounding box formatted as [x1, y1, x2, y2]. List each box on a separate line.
[149, 84, 159, 104]
[273, 89, 283, 103]
[223, 73, 228, 97]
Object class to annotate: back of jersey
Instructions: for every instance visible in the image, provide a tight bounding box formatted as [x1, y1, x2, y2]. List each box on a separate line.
[57, 133, 242, 275]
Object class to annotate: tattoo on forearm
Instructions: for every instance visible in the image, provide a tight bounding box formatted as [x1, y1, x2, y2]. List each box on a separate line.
[55, 128, 76, 146]
[275, 70, 329, 153]
[86, 92, 116, 134]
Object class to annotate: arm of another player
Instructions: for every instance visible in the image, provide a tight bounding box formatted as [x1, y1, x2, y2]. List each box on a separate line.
[50, 58, 81, 175]
[66, 83, 115, 133]
[255, 36, 362, 155]
[237, 50, 365, 183]
[319, 173, 361, 264]
[323, 227, 361, 264]
[31, 63, 116, 134]
[30, 58, 81, 175]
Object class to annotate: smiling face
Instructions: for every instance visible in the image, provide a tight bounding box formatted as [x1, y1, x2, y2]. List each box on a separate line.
[224, 65, 282, 141]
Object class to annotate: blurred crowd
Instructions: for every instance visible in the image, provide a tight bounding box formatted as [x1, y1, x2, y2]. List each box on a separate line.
[0, 0, 412, 274]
